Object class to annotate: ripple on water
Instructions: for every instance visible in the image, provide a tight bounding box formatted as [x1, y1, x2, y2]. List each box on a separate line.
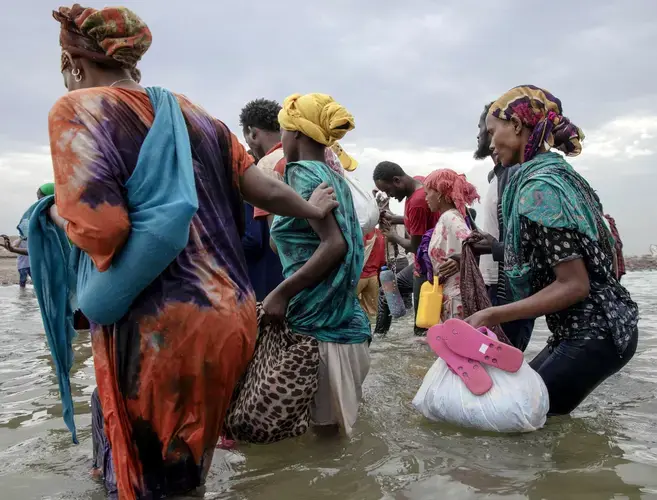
[1, 273, 657, 499]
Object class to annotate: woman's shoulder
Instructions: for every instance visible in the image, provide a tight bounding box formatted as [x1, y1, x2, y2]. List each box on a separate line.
[285, 160, 328, 170]
[49, 88, 103, 117]
[49, 88, 154, 125]
[285, 160, 334, 181]
[440, 208, 465, 224]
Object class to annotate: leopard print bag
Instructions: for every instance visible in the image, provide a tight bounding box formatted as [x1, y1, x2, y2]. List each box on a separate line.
[223, 304, 320, 444]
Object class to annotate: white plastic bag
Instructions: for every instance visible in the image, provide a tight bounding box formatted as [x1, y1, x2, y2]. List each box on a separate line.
[344, 171, 379, 235]
[412, 358, 549, 433]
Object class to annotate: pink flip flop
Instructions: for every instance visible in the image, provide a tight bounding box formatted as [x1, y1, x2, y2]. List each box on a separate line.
[442, 319, 523, 373]
[216, 436, 237, 450]
[427, 324, 493, 396]
[482, 328, 498, 341]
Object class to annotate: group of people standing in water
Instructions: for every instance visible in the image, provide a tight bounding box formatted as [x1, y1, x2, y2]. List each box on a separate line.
[16, 3, 638, 499]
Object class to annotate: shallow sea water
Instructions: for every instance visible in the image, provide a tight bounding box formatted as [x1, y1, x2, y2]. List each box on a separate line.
[1, 272, 656, 499]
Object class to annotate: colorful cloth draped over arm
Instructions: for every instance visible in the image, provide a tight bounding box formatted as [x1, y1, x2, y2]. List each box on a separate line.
[271, 160, 370, 344]
[460, 233, 509, 344]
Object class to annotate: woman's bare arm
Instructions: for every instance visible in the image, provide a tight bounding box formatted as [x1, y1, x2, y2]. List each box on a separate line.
[470, 258, 590, 327]
[240, 164, 337, 219]
[2, 236, 28, 256]
[272, 213, 347, 302]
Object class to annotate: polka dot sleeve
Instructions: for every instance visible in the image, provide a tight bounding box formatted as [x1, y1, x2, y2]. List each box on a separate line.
[520, 217, 584, 267]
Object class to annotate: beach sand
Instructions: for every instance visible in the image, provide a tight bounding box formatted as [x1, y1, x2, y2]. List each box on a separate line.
[0, 257, 19, 285]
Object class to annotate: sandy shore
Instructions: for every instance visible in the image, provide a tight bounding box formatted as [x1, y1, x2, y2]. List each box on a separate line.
[1, 248, 653, 287]
[0, 257, 19, 285]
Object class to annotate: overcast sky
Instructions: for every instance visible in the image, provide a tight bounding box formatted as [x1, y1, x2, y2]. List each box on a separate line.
[1, 0, 656, 255]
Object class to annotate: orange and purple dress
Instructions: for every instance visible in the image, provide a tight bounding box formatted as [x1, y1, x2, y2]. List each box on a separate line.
[49, 87, 257, 499]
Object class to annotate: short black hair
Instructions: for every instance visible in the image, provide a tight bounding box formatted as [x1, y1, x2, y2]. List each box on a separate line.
[480, 102, 493, 121]
[373, 161, 407, 182]
[474, 102, 494, 160]
[239, 98, 282, 132]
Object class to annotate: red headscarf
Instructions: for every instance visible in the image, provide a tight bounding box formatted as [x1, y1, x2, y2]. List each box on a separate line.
[423, 169, 479, 217]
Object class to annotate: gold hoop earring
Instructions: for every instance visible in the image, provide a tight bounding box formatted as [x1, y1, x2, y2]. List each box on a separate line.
[72, 68, 82, 83]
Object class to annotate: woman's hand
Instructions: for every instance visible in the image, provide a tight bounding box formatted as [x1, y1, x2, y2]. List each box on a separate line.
[469, 231, 496, 255]
[240, 166, 338, 220]
[381, 226, 399, 243]
[437, 255, 460, 282]
[308, 182, 338, 219]
[1, 235, 12, 251]
[262, 288, 290, 322]
[465, 308, 498, 329]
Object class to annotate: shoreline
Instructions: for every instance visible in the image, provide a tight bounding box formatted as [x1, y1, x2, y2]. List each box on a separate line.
[1, 254, 655, 286]
[0, 257, 20, 286]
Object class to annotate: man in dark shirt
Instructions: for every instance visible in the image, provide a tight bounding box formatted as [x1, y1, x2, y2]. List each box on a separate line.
[241, 202, 284, 301]
[472, 104, 535, 351]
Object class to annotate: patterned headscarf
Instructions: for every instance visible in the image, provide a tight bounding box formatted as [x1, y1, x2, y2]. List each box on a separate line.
[53, 4, 152, 82]
[278, 93, 355, 146]
[423, 169, 480, 217]
[488, 85, 585, 163]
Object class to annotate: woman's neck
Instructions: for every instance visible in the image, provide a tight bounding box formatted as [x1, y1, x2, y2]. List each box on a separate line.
[84, 68, 141, 91]
[438, 202, 457, 214]
[297, 144, 326, 163]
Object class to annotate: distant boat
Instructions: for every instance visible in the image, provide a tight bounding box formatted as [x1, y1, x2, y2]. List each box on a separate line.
[650, 245, 657, 257]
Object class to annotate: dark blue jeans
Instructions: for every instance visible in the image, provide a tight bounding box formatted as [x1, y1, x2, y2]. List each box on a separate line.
[487, 284, 534, 351]
[18, 267, 31, 287]
[530, 329, 639, 415]
[91, 388, 118, 496]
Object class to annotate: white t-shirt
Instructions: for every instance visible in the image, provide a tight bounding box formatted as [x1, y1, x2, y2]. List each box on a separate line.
[479, 176, 499, 285]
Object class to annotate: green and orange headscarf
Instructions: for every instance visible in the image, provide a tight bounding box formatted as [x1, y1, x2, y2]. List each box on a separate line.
[53, 4, 152, 82]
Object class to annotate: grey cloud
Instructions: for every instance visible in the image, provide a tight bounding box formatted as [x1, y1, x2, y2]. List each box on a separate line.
[1, 0, 656, 254]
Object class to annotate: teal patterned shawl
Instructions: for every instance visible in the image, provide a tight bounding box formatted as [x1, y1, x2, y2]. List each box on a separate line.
[270, 160, 370, 344]
[502, 151, 613, 300]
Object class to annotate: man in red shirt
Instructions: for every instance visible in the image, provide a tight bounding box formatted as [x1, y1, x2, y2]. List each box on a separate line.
[373, 161, 440, 336]
[357, 228, 387, 319]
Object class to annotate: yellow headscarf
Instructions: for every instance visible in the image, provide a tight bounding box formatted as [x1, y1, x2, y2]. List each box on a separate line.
[278, 93, 355, 147]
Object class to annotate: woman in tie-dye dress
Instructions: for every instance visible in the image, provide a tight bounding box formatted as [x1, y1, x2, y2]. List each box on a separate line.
[50, 5, 337, 499]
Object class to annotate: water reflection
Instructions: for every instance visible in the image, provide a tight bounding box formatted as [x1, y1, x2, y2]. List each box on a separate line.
[0, 273, 656, 499]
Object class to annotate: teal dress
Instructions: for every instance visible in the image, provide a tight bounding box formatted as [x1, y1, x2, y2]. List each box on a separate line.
[270, 160, 371, 344]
